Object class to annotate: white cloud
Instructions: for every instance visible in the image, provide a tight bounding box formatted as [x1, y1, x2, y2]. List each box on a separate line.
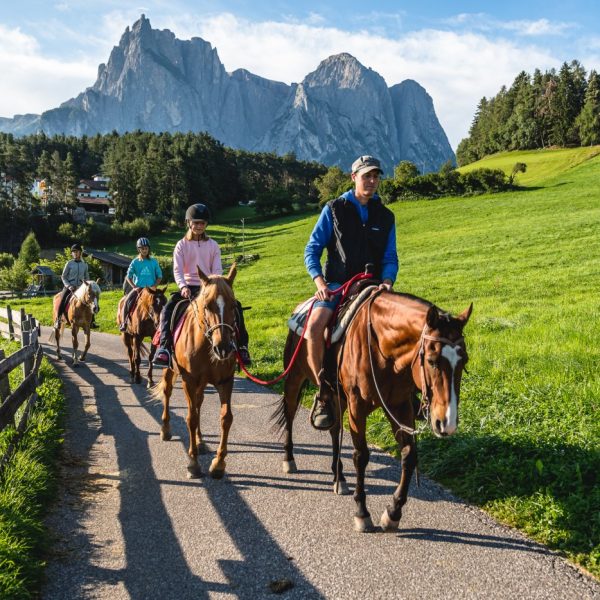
[0, 24, 97, 117]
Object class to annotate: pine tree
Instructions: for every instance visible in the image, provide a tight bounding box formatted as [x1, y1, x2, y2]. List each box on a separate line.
[575, 70, 600, 145]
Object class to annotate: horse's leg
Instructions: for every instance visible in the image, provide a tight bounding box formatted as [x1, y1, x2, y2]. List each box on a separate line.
[209, 378, 234, 479]
[133, 335, 142, 384]
[54, 323, 62, 360]
[380, 402, 418, 532]
[279, 367, 307, 474]
[348, 396, 374, 532]
[147, 341, 157, 389]
[71, 324, 79, 365]
[124, 333, 135, 382]
[160, 368, 176, 441]
[195, 392, 209, 454]
[330, 394, 350, 495]
[182, 376, 203, 479]
[80, 325, 91, 362]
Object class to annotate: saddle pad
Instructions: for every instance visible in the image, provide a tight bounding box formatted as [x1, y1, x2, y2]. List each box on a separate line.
[287, 285, 377, 343]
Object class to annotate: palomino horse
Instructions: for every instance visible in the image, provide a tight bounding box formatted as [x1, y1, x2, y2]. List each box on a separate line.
[272, 290, 472, 532]
[50, 280, 102, 365]
[117, 286, 168, 387]
[152, 264, 238, 479]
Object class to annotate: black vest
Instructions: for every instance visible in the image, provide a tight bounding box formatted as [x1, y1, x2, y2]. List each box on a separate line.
[323, 195, 395, 283]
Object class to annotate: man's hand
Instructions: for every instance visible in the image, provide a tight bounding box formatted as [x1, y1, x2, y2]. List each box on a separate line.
[181, 285, 191, 299]
[314, 276, 332, 301]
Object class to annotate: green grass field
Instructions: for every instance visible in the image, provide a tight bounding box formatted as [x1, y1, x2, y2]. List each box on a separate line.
[3, 147, 599, 579]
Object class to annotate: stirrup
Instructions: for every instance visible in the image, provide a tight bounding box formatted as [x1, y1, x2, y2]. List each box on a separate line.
[310, 393, 335, 431]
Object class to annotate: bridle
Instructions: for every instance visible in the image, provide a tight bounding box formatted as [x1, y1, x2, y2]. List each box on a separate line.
[191, 290, 236, 345]
[411, 325, 465, 419]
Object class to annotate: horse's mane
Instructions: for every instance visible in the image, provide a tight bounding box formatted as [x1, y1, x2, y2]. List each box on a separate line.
[137, 288, 154, 311]
[74, 280, 101, 301]
[393, 291, 434, 309]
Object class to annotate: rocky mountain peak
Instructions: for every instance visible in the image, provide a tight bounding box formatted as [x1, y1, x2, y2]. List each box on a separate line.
[0, 18, 455, 172]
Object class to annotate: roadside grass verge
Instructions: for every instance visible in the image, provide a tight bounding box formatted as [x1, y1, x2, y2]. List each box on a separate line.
[0, 338, 65, 599]
[3, 148, 599, 578]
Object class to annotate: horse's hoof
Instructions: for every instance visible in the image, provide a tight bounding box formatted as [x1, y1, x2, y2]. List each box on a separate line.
[197, 442, 209, 455]
[187, 465, 203, 479]
[210, 468, 225, 480]
[333, 480, 350, 495]
[354, 516, 375, 533]
[134, 377, 141, 385]
[209, 458, 225, 479]
[160, 430, 172, 441]
[283, 460, 297, 474]
[379, 508, 400, 532]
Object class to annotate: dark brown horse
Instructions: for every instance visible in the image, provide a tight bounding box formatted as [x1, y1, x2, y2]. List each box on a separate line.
[117, 286, 168, 387]
[152, 264, 238, 479]
[50, 280, 102, 365]
[272, 290, 472, 532]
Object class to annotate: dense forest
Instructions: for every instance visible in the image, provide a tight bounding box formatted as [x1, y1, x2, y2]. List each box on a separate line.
[0, 130, 326, 250]
[456, 60, 600, 165]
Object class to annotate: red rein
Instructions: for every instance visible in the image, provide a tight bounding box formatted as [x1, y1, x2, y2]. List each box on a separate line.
[236, 272, 374, 386]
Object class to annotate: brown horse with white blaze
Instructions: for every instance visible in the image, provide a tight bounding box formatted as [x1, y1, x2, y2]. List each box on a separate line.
[50, 280, 102, 365]
[117, 286, 168, 387]
[152, 264, 238, 479]
[272, 290, 472, 532]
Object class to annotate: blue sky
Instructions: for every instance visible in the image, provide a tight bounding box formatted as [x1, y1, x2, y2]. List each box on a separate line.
[2, 1, 600, 149]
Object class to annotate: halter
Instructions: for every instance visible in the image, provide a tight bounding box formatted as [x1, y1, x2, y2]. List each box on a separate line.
[365, 295, 464, 437]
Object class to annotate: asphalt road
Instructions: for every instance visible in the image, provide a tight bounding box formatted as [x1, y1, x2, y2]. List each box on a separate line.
[40, 328, 600, 599]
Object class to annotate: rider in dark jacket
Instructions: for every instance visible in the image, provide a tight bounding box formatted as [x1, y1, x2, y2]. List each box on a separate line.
[304, 156, 398, 429]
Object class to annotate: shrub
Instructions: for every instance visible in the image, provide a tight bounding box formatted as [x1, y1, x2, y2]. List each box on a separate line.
[0, 253, 15, 269]
[0, 259, 30, 294]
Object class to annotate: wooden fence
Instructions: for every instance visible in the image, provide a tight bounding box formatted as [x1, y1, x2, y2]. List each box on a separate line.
[0, 306, 42, 472]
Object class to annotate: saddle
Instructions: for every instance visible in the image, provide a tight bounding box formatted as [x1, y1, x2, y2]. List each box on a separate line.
[288, 279, 380, 344]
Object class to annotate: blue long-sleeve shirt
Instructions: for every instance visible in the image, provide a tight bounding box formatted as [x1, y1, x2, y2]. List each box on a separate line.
[304, 190, 399, 283]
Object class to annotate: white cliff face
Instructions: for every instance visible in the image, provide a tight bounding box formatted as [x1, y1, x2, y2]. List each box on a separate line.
[0, 17, 455, 172]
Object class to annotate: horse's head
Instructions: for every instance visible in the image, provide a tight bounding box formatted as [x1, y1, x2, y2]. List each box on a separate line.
[414, 303, 472, 437]
[141, 286, 168, 328]
[77, 280, 102, 314]
[197, 264, 237, 361]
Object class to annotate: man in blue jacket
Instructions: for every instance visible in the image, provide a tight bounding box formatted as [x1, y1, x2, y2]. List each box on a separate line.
[304, 155, 399, 430]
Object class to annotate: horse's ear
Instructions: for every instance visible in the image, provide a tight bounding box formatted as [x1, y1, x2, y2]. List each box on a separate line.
[457, 303, 473, 326]
[226, 262, 237, 286]
[426, 305, 439, 329]
[197, 266, 210, 284]
[96, 278, 101, 284]
[160, 285, 168, 294]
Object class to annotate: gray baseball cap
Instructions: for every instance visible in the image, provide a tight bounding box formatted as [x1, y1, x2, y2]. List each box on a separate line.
[351, 155, 383, 176]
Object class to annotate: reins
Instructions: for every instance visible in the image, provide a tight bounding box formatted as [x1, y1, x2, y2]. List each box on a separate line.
[237, 271, 375, 386]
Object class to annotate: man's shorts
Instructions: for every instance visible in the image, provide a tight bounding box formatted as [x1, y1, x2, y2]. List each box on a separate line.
[314, 282, 342, 310]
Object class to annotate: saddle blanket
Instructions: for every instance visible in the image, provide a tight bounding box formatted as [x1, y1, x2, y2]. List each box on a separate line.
[288, 285, 377, 344]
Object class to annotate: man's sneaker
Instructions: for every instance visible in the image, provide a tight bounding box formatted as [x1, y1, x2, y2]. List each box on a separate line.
[153, 348, 171, 368]
[310, 394, 335, 430]
[238, 347, 252, 366]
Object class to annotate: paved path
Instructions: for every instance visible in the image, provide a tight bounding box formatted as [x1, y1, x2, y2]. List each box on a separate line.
[40, 328, 599, 599]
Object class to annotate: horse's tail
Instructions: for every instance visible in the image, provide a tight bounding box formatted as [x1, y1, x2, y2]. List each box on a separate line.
[149, 368, 177, 402]
[269, 331, 305, 439]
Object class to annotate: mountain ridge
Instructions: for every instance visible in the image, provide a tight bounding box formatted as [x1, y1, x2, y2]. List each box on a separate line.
[0, 15, 454, 173]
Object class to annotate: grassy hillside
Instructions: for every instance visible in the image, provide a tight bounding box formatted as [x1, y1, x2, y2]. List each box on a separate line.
[458, 145, 600, 186]
[4, 148, 599, 578]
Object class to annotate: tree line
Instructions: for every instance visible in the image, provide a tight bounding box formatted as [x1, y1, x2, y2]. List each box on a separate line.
[456, 60, 600, 165]
[0, 131, 326, 251]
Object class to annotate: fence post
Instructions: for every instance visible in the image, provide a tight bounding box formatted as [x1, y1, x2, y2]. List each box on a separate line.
[6, 306, 14, 340]
[21, 318, 32, 378]
[0, 349, 10, 403]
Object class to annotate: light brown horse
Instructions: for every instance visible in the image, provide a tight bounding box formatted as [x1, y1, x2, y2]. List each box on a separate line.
[117, 286, 168, 387]
[152, 264, 238, 479]
[272, 290, 472, 532]
[50, 280, 102, 365]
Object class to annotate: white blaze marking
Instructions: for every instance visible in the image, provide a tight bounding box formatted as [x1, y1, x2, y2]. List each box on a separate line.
[216, 295, 225, 324]
[441, 345, 461, 433]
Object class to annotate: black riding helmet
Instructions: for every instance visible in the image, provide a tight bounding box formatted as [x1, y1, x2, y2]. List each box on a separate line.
[185, 203, 210, 223]
[71, 243, 83, 251]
